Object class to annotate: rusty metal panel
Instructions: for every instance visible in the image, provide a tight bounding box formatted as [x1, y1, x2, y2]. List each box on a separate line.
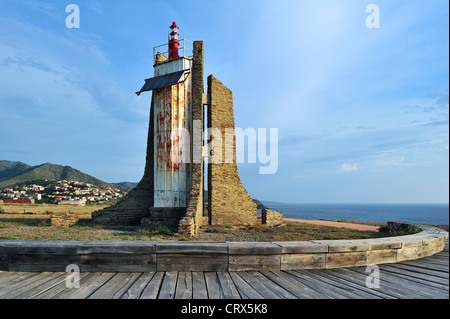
[153, 71, 192, 208]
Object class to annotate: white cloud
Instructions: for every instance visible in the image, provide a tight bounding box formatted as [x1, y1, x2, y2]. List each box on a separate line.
[341, 163, 358, 172]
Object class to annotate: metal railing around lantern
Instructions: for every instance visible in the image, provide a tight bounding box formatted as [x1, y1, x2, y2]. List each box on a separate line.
[153, 39, 194, 65]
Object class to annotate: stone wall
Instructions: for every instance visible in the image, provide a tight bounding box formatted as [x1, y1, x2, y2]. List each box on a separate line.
[142, 208, 186, 230]
[262, 209, 283, 225]
[178, 41, 205, 238]
[207, 75, 257, 226]
[50, 213, 79, 227]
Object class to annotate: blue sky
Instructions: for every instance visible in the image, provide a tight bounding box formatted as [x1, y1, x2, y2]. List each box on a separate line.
[0, 0, 448, 204]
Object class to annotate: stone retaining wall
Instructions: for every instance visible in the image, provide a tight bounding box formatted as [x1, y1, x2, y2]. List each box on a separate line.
[0, 226, 447, 272]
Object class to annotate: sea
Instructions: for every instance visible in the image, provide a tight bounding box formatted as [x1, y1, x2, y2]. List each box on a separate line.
[261, 202, 449, 226]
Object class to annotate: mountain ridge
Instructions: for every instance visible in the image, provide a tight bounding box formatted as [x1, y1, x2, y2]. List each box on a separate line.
[0, 160, 137, 191]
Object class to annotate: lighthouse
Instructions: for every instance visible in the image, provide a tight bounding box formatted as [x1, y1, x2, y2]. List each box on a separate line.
[135, 22, 193, 227]
[93, 22, 261, 235]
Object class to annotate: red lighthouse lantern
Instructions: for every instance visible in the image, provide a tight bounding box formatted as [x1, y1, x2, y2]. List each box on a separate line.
[168, 21, 180, 59]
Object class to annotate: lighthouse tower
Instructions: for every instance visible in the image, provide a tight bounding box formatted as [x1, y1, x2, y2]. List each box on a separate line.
[92, 22, 261, 235]
[136, 22, 194, 227]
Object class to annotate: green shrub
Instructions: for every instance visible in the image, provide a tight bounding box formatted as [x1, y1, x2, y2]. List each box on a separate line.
[379, 222, 421, 236]
[156, 225, 174, 236]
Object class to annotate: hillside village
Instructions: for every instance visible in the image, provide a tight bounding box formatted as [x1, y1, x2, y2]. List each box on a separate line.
[0, 180, 127, 206]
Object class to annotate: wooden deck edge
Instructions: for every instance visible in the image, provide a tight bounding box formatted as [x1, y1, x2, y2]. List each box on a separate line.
[0, 226, 447, 272]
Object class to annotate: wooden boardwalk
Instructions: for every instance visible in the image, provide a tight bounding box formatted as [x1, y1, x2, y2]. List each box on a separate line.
[0, 241, 447, 300]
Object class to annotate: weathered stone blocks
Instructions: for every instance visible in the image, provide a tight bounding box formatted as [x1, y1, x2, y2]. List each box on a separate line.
[262, 209, 283, 225]
[207, 75, 257, 226]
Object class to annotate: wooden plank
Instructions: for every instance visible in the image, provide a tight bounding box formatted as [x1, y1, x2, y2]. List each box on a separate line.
[109, 273, 142, 299]
[121, 272, 155, 299]
[0, 272, 52, 297]
[80, 254, 156, 272]
[156, 242, 227, 254]
[326, 268, 417, 299]
[287, 270, 354, 299]
[382, 268, 448, 291]
[387, 263, 449, 279]
[86, 273, 131, 299]
[93, 273, 142, 299]
[77, 241, 157, 254]
[32, 272, 91, 299]
[248, 271, 298, 299]
[8, 254, 80, 272]
[236, 271, 284, 299]
[420, 256, 450, 266]
[157, 254, 228, 272]
[227, 242, 281, 255]
[60, 272, 116, 299]
[307, 269, 393, 299]
[325, 241, 370, 253]
[273, 241, 328, 254]
[0, 254, 8, 271]
[326, 251, 367, 269]
[192, 272, 208, 299]
[401, 259, 449, 271]
[366, 249, 397, 265]
[347, 267, 448, 299]
[175, 272, 192, 299]
[379, 265, 449, 290]
[216, 272, 240, 299]
[423, 254, 450, 263]
[3, 244, 78, 255]
[158, 271, 178, 299]
[229, 255, 280, 271]
[0, 271, 36, 287]
[12, 273, 68, 299]
[229, 272, 264, 299]
[140, 272, 164, 299]
[204, 272, 221, 299]
[281, 253, 326, 270]
[261, 271, 328, 299]
[293, 269, 379, 299]
[0, 272, 62, 299]
[360, 238, 402, 251]
[379, 264, 448, 286]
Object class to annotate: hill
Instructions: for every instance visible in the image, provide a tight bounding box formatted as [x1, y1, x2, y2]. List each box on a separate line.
[111, 182, 139, 192]
[0, 160, 135, 190]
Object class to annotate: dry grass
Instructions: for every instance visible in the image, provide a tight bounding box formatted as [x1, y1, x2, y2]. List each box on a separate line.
[0, 203, 106, 216]
[196, 222, 388, 242]
[0, 204, 430, 242]
[0, 204, 178, 241]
